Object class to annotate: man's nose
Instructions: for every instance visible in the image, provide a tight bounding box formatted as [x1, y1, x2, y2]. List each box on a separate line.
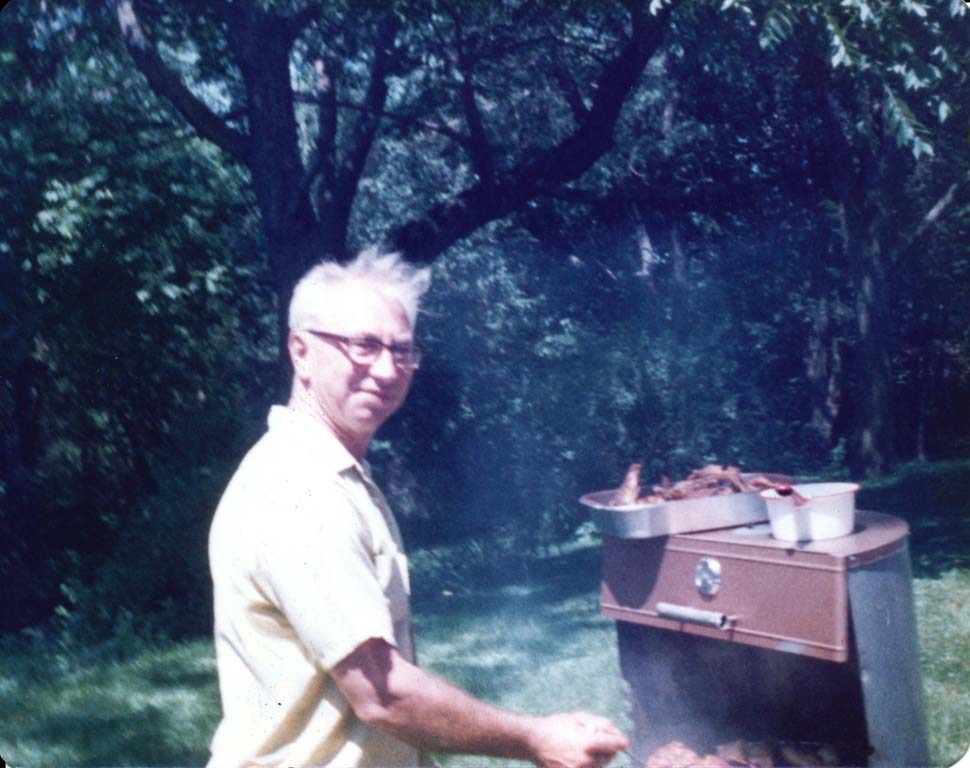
[369, 346, 403, 380]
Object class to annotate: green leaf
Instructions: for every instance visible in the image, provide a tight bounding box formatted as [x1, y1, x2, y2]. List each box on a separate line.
[900, 0, 928, 17]
[759, 1, 797, 49]
[883, 85, 935, 160]
[160, 283, 182, 301]
[824, 10, 852, 68]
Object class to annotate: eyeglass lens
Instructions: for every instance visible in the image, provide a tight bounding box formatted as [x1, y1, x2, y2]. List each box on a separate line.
[349, 337, 420, 368]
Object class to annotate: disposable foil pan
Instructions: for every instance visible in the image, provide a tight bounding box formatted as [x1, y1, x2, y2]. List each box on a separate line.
[580, 474, 791, 539]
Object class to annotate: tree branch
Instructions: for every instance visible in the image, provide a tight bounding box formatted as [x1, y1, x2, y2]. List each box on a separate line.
[543, 35, 611, 67]
[309, 13, 398, 256]
[450, 10, 495, 184]
[334, 15, 397, 202]
[316, 58, 338, 190]
[115, 0, 249, 163]
[391, 0, 680, 263]
[549, 46, 589, 124]
[477, 34, 555, 62]
[546, 169, 813, 222]
[286, 58, 337, 224]
[293, 92, 472, 144]
[918, 181, 959, 232]
[900, 180, 963, 253]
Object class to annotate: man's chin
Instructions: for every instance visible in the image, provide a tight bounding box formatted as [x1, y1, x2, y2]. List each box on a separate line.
[353, 403, 398, 428]
[359, 389, 403, 410]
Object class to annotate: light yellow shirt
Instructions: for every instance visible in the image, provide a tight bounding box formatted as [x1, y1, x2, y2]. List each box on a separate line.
[207, 405, 417, 768]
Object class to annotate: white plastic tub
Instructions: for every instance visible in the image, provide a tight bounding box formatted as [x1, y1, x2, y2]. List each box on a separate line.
[759, 482, 861, 542]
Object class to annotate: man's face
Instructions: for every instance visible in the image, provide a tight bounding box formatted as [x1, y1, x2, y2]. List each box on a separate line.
[294, 280, 415, 447]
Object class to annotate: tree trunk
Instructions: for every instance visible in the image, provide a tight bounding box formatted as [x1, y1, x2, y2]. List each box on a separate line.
[809, 67, 898, 478]
[914, 347, 928, 462]
[669, 225, 692, 458]
[0, 351, 52, 631]
[224, 10, 325, 391]
[841, 183, 896, 477]
[268, 228, 323, 394]
[805, 295, 842, 451]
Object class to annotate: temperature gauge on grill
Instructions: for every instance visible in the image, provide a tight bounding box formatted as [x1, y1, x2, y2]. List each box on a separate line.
[694, 557, 721, 596]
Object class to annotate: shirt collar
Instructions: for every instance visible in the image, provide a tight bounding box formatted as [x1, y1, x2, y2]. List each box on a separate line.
[266, 405, 363, 476]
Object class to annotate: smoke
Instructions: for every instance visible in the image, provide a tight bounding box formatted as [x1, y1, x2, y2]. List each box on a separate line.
[617, 621, 870, 759]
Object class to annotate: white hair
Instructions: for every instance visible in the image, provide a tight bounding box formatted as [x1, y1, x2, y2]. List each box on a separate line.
[288, 247, 432, 331]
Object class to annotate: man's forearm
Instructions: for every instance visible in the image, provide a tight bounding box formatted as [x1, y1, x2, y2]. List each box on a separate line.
[334, 638, 626, 767]
[344, 644, 538, 759]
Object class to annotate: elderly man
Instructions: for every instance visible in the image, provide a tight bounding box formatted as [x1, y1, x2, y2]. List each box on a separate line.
[207, 248, 628, 768]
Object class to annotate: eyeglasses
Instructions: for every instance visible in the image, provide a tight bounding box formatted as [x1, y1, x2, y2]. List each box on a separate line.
[305, 330, 424, 370]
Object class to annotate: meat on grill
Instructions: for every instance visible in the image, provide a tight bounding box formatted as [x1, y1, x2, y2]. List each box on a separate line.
[645, 740, 725, 767]
[642, 739, 761, 766]
[644, 738, 843, 767]
[609, 463, 806, 507]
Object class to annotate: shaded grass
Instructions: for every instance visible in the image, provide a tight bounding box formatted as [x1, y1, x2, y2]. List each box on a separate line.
[857, 459, 970, 578]
[914, 570, 970, 768]
[413, 547, 629, 768]
[0, 460, 967, 767]
[0, 639, 219, 767]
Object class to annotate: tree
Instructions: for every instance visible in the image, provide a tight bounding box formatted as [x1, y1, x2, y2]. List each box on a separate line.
[0, 0, 270, 631]
[539, 0, 970, 477]
[112, 0, 679, 368]
[752, 0, 968, 475]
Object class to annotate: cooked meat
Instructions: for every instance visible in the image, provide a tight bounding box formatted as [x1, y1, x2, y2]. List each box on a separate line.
[716, 739, 751, 766]
[608, 464, 806, 507]
[611, 462, 642, 506]
[646, 740, 706, 766]
[737, 741, 774, 768]
[646, 738, 843, 767]
[647, 740, 747, 767]
[698, 754, 730, 766]
[776, 744, 817, 767]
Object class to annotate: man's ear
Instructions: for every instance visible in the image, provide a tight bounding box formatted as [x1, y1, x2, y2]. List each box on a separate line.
[288, 331, 310, 381]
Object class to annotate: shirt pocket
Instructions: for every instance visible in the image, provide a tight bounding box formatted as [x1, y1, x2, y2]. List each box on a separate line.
[374, 551, 411, 622]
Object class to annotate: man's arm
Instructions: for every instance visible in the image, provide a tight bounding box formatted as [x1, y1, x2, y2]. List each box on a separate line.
[332, 637, 628, 768]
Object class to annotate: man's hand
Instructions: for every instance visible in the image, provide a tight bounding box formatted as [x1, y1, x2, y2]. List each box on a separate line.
[526, 712, 630, 768]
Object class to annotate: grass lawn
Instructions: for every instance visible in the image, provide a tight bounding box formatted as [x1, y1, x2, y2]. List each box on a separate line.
[1, 460, 967, 767]
[0, 638, 220, 766]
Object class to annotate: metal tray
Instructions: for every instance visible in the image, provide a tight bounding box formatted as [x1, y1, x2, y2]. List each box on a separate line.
[580, 474, 791, 539]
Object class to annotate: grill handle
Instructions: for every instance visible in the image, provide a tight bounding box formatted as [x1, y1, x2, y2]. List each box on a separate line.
[656, 601, 732, 629]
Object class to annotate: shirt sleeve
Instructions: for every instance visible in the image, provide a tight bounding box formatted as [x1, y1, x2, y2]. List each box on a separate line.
[258, 478, 397, 671]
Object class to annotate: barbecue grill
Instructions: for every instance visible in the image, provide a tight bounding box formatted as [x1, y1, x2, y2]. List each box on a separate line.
[598, 509, 929, 766]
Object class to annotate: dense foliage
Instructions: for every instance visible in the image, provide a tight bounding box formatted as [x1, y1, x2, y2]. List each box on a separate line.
[1, 0, 969, 639]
